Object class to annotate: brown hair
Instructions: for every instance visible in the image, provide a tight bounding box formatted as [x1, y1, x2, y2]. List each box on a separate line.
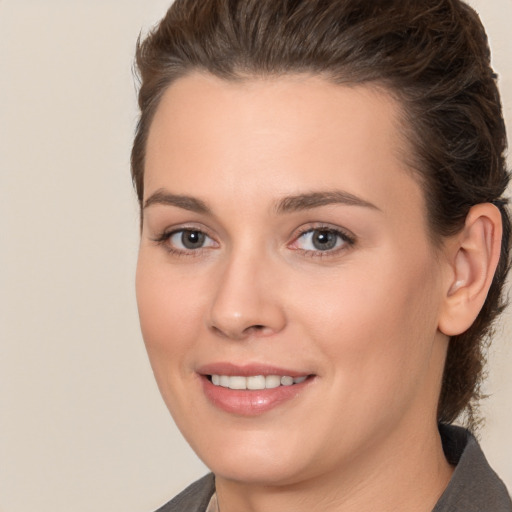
[132, 0, 510, 428]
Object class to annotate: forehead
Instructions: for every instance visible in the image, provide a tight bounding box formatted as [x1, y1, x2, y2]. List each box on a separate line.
[144, 72, 425, 224]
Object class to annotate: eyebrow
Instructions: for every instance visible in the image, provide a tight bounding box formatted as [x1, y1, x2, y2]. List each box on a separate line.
[143, 189, 379, 215]
[275, 190, 379, 213]
[144, 189, 211, 214]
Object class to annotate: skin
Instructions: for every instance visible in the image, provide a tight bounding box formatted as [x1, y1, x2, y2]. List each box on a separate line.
[136, 72, 494, 511]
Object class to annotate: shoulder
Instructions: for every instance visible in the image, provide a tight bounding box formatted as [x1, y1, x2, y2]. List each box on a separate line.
[154, 474, 215, 512]
[434, 424, 512, 512]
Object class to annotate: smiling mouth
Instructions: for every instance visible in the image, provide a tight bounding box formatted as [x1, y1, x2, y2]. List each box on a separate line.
[207, 374, 309, 390]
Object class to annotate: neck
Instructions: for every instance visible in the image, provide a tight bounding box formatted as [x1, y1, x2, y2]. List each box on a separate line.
[214, 419, 454, 512]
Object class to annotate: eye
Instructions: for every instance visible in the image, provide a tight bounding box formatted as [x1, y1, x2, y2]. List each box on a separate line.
[155, 228, 217, 253]
[170, 229, 210, 249]
[293, 227, 354, 253]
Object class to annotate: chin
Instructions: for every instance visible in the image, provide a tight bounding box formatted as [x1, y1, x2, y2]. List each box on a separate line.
[186, 426, 324, 486]
[208, 455, 308, 486]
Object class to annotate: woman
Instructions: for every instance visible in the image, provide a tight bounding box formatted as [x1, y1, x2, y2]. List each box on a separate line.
[132, 0, 512, 510]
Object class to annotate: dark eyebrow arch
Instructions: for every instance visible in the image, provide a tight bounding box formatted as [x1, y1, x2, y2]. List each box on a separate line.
[143, 189, 211, 214]
[275, 190, 380, 214]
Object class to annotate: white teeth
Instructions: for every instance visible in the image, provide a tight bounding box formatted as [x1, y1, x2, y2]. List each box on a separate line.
[247, 375, 266, 390]
[265, 375, 281, 389]
[228, 376, 247, 390]
[210, 374, 308, 389]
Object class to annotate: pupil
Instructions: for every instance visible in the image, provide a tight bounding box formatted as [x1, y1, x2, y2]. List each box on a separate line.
[312, 230, 337, 250]
[182, 230, 205, 249]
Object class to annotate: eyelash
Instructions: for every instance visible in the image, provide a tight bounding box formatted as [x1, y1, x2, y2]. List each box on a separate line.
[152, 226, 218, 257]
[291, 225, 356, 258]
[152, 224, 356, 258]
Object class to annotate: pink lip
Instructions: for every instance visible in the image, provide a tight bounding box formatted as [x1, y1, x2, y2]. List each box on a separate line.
[197, 362, 314, 416]
[197, 362, 309, 377]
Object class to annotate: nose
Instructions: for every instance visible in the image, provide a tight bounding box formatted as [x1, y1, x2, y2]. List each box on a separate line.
[207, 251, 287, 340]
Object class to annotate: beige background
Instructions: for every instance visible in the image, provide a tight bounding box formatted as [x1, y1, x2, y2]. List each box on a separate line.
[0, 1, 510, 511]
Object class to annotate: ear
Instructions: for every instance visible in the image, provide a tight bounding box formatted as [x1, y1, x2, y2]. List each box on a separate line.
[438, 203, 503, 336]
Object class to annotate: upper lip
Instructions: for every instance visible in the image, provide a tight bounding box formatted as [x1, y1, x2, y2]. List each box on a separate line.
[197, 362, 311, 377]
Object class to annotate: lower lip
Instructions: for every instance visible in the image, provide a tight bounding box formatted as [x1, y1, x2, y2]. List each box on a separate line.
[201, 376, 313, 416]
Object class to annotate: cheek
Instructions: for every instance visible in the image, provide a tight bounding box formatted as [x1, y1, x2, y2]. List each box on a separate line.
[135, 252, 206, 373]
[295, 249, 441, 393]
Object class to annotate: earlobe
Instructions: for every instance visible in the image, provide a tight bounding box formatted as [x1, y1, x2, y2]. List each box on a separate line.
[438, 203, 502, 336]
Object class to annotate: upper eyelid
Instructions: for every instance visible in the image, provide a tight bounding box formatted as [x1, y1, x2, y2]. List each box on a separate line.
[293, 223, 356, 241]
[151, 223, 216, 241]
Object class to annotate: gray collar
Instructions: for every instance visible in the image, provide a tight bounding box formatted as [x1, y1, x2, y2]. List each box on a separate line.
[433, 424, 512, 511]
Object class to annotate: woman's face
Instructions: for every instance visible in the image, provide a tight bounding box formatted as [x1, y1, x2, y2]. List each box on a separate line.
[136, 73, 450, 485]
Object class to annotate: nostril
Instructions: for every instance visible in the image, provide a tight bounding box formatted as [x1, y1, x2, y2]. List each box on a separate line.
[209, 323, 267, 339]
[244, 324, 268, 336]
